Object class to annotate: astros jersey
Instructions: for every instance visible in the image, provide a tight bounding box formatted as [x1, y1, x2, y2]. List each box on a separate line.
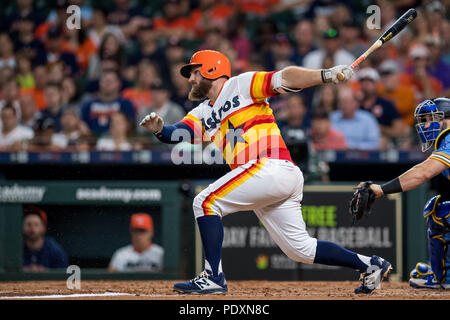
[179, 71, 293, 169]
[429, 128, 450, 180]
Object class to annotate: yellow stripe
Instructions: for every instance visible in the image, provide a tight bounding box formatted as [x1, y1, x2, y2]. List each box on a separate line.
[433, 152, 450, 160]
[184, 114, 200, 122]
[429, 156, 450, 167]
[217, 125, 282, 161]
[431, 214, 445, 227]
[251, 72, 266, 101]
[215, 105, 273, 140]
[202, 158, 267, 214]
[434, 128, 450, 150]
[415, 262, 434, 276]
[424, 195, 441, 218]
[229, 104, 273, 127]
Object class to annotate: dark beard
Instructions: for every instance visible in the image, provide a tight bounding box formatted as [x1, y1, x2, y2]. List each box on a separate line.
[188, 78, 212, 101]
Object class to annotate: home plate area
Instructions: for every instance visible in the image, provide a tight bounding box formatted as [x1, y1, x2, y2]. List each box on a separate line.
[1, 280, 450, 300]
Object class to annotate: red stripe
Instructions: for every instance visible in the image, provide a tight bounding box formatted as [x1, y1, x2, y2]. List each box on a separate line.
[231, 135, 292, 167]
[201, 160, 261, 215]
[180, 118, 204, 142]
[242, 115, 276, 132]
[229, 148, 292, 170]
[262, 72, 271, 97]
[220, 105, 254, 125]
[179, 118, 195, 131]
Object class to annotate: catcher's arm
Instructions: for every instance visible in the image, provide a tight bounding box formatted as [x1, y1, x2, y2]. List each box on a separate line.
[361, 157, 448, 198]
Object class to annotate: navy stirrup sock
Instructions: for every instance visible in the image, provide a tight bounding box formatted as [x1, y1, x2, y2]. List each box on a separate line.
[313, 240, 369, 271]
[196, 215, 223, 277]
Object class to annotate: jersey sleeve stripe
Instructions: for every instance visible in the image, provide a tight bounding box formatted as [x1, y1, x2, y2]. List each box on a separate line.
[432, 152, 450, 160]
[250, 72, 266, 101]
[179, 114, 205, 142]
[262, 71, 276, 97]
[429, 155, 450, 166]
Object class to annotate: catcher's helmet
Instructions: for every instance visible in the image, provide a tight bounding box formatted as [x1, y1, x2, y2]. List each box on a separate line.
[180, 50, 231, 80]
[414, 97, 450, 151]
[433, 97, 450, 117]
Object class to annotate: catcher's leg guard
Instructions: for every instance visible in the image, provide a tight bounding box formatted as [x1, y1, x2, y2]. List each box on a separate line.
[409, 262, 443, 289]
[410, 196, 450, 288]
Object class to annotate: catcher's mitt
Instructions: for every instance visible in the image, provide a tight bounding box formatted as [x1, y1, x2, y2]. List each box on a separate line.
[348, 181, 376, 223]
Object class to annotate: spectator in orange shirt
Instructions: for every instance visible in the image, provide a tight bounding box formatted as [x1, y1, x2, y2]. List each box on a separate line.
[232, 0, 280, 16]
[189, 0, 235, 37]
[62, 28, 97, 74]
[122, 63, 158, 111]
[310, 108, 347, 151]
[152, 0, 194, 40]
[23, 65, 48, 111]
[400, 44, 443, 103]
[377, 59, 416, 126]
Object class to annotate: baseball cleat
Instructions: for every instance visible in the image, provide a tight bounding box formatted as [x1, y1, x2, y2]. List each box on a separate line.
[354, 255, 392, 294]
[409, 262, 450, 289]
[173, 270, 228, 294]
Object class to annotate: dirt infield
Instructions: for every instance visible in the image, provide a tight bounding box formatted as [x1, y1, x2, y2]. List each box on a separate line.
[0, 280, 450, 300]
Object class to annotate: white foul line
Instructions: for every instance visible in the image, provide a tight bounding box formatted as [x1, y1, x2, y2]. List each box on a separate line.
[0, 292, 135, 299]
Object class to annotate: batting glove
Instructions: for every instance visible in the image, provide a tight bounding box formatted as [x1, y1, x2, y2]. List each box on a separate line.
[321, 65, 354, 84]
[139, 112, 164, 134]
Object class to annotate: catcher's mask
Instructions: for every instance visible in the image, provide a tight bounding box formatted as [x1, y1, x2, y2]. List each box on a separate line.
[415, 99, 444, 152]
[180, 50, 231, 80]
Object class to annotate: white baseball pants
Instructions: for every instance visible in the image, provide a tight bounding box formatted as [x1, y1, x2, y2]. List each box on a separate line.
[193, 157, 318, 264]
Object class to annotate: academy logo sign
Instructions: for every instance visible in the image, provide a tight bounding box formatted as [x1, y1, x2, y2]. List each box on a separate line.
[75, 187, 162, 203]
[0, 184, 46, 202]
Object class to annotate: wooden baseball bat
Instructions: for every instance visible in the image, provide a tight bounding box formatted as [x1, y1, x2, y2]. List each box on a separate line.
[336, 8, 417, 81]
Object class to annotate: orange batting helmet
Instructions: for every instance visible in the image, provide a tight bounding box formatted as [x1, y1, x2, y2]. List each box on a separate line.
[180, 50, 231, 80]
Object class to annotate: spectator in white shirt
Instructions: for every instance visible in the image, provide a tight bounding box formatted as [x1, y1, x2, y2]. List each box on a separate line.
[109, 213, 164, 272]
[18, 92, 37, 129]
[0, 103, 34, 150]
[51, 109, 89, 150]
[96, 111, 132, 151]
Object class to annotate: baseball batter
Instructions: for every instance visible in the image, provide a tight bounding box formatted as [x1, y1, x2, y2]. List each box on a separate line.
[140, 50, 392, 294]
[357, 98, 450, 289]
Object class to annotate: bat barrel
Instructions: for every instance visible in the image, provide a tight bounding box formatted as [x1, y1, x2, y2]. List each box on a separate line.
[379, 8, 417, 44]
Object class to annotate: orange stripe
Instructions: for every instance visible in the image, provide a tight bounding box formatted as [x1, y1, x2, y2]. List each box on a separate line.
[212, 103, 269, 140]
[221, 105, 255, 125]
[251, 72, 266, 102]
[231, 135, 289, 167]
[249, 72, 257, 103]
[201, 158, 267, 215]
[242, 115, 276, 132]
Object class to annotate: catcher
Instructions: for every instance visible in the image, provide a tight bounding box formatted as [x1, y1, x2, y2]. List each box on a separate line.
[352, 97, 450, 289]
[141, 50, 392, 295]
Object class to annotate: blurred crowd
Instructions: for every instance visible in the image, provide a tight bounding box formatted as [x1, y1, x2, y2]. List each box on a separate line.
[0, 0, 449, 154]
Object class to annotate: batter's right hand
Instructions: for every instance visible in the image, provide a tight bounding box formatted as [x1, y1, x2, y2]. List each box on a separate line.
[139, 112, 164, 134]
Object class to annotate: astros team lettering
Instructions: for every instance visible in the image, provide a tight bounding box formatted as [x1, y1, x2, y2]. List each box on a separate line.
[202, 95, 240, 130]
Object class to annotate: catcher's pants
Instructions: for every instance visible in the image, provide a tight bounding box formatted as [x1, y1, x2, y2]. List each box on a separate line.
[193, 157, 317, 263]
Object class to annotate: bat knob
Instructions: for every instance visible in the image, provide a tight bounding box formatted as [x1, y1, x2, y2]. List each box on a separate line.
[336, 72, 346, 81]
